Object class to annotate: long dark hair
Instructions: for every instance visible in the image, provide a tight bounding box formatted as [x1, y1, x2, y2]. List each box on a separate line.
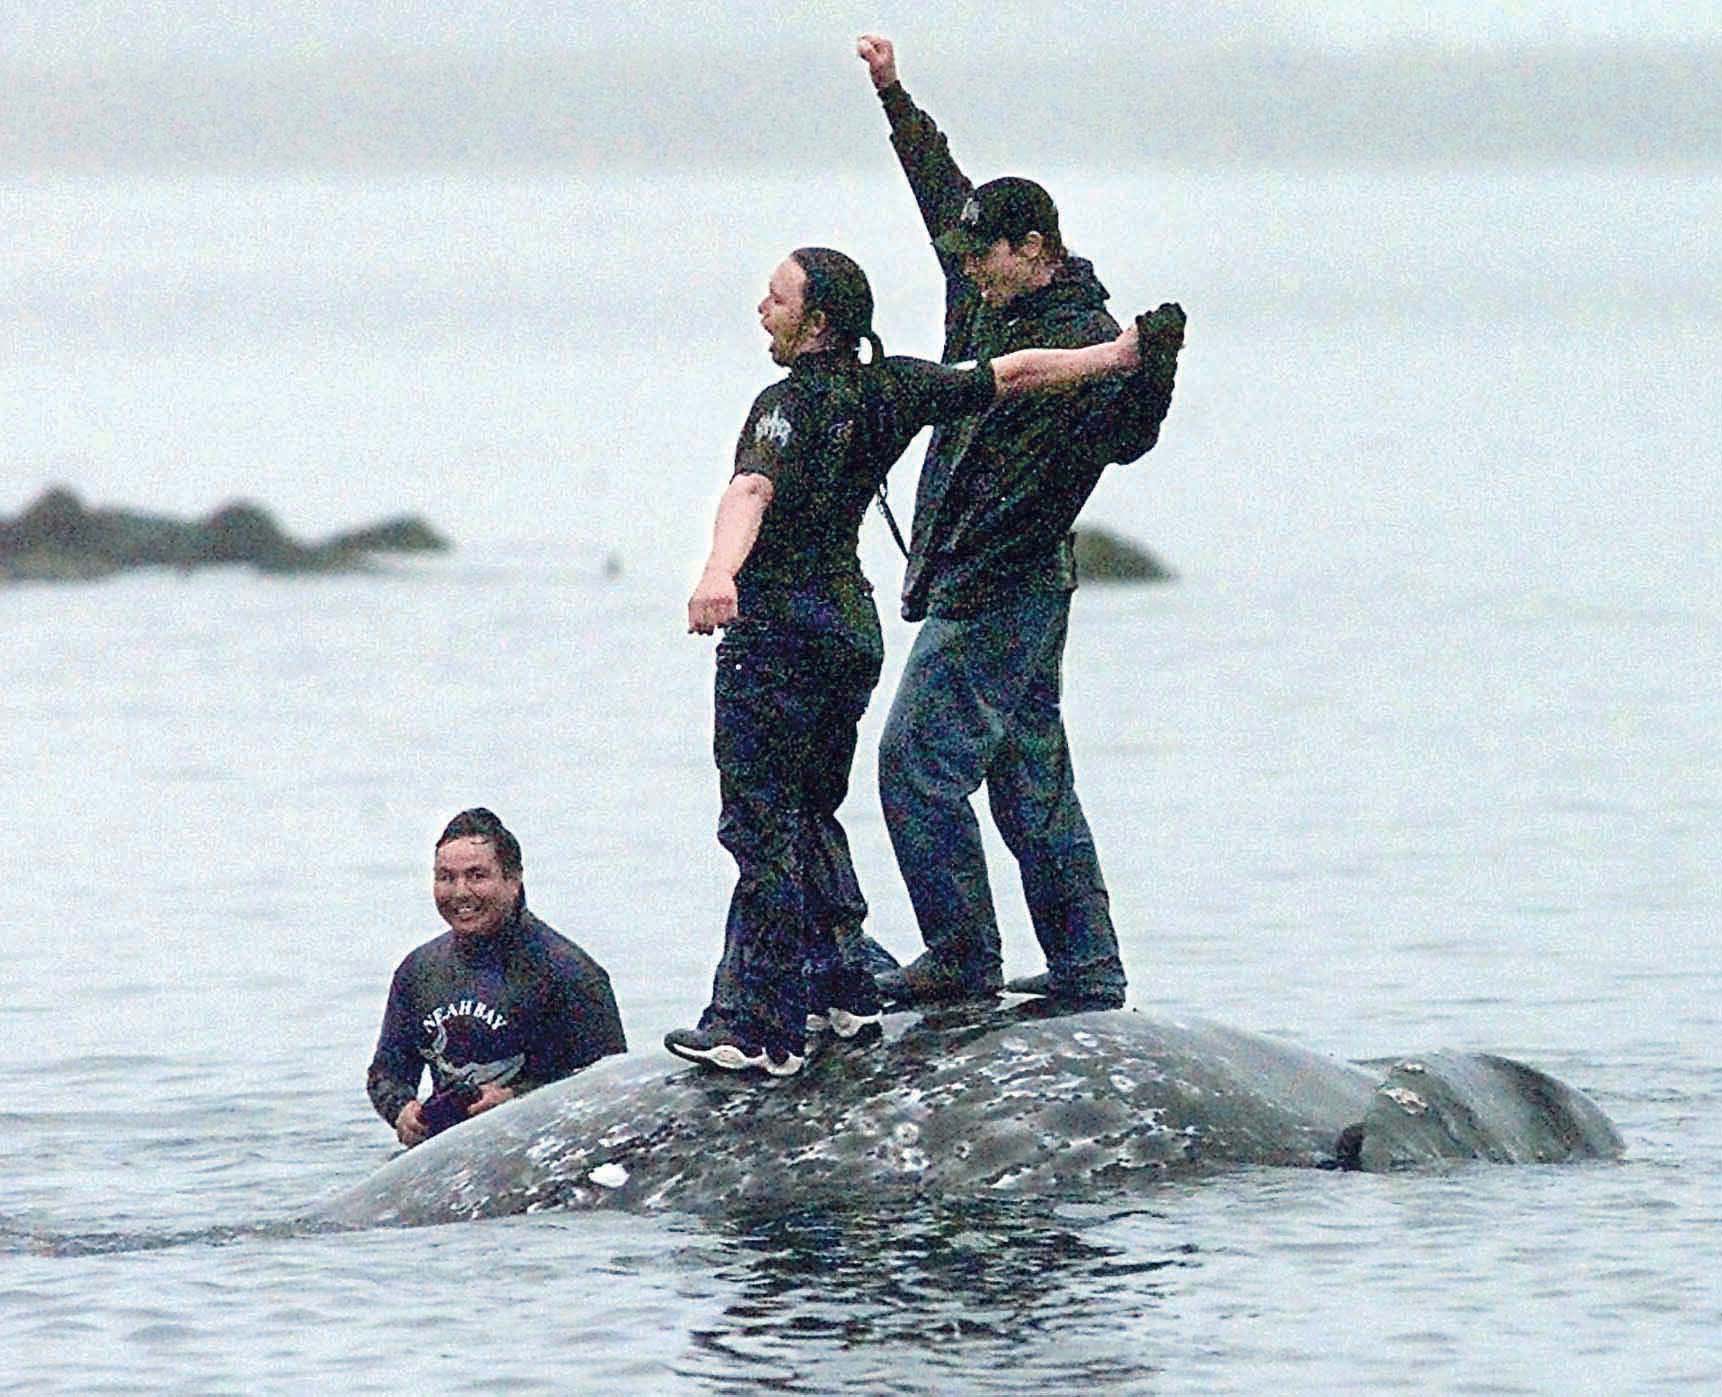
[791, 247, 885, 364]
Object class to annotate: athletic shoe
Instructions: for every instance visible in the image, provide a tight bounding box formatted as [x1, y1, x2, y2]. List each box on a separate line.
[823, 1005, 882, 1038]
[807, 1005, 882, 1037]
[664, 1024, 803, 1077]
[875, 952, 1002, 1008]
[1003, 970, 1126, 1010]
[761, 1045, 804, 1077]
[806, 962, 884, 1039]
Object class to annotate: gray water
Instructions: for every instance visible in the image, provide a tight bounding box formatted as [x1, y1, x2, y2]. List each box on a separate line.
[2, 164, 1718, 1391]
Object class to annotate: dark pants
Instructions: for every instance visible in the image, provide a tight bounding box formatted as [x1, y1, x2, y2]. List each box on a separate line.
[878, 588, 1123, 992]
[703, 604, 883, 1047]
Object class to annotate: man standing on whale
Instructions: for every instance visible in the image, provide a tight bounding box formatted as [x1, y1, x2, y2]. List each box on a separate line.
[666, 247, 1173, 1077]
[856, 35, 1183, 1010]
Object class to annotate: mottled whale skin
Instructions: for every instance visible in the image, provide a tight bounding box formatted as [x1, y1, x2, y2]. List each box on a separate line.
[315, 1004, 1622, 1229]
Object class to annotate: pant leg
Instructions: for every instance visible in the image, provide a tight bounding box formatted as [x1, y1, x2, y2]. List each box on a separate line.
[704, 621, 822, 1046]
[983, 593, 1124, 989]
[877, 594, 1066, 978]
[773, 585, 883, 1002]
[799, 631, 882, 988]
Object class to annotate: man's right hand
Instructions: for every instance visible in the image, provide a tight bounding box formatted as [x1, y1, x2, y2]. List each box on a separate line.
[857, 35, 898, 91]
[395, 1098, 428, 1148]
[688, 567, 740, 634]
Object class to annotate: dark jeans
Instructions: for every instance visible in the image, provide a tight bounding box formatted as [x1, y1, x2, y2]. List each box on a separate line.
[703, 608, 883, 1046]
[878, 588, 1123, 991]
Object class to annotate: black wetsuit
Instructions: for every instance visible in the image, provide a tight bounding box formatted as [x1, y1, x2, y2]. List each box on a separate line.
[366, 899, 625, 1128]
[699, 349, 996, 1053]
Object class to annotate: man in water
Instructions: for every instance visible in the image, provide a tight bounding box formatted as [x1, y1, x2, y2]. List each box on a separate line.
[367, 808, 626, 1146]
[665, 246, 1168, 1077]
[855, 34, 1183, 1009]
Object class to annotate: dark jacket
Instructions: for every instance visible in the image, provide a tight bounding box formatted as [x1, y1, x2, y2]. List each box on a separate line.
[878, 82, 1178, 620]
[365, 900, 626, 1126]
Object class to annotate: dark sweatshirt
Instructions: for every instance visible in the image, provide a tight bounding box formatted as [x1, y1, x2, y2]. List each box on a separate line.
[366, 900, 626, 1126]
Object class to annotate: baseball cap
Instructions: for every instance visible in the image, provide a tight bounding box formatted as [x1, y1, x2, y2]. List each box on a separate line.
[934, 177, 1060, 257]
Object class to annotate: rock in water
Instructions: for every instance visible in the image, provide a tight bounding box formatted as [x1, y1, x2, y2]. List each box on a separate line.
[327, 517, 450, 554]
[1073, 527, 1175, 583]
[0, 486, 451, 582]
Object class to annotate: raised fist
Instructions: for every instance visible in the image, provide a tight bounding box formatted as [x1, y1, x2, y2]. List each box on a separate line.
[857, 35, 898, 91]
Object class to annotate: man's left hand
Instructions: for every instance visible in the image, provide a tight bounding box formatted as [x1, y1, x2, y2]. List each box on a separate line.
[467, 1083, 516, 1117]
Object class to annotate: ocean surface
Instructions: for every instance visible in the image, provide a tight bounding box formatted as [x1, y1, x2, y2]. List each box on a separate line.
[3, 161, 1718, 1392]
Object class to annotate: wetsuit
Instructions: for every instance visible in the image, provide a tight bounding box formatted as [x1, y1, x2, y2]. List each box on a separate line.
[700, 348, 998, 1054]
[366, 898, 626, 1128]
[873, 80, 1176, 999]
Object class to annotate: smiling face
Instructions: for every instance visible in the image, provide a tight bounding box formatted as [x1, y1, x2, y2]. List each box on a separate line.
[758, 257, 824, 365]
[961, 233, 1049, 308]
[433, 835, 521, 939]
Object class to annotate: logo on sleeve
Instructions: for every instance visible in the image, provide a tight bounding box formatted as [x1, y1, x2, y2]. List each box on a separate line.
[756, 405, 793, 448]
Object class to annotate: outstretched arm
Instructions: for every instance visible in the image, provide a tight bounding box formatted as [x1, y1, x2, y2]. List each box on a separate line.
[990, 305, 1186, 399]
[688, 472, 773, 635]
[991, 327, 1138, 399]
[1065, 303, 1188, 467]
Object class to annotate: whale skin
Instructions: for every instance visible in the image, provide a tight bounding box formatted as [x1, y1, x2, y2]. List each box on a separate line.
[315, 1004, 1623, 1229]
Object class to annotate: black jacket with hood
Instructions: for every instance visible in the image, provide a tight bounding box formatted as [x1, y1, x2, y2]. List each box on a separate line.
[877, 81, 1178, 620]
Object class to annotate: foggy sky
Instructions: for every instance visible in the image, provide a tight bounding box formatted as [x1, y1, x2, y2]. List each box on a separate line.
[6, 0, 1719, 60]
[3, 2, 1719, 169]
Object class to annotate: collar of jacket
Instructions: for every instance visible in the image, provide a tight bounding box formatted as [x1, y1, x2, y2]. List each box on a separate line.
[788, 348, 859, 379]
[993, 254, 1111, 326]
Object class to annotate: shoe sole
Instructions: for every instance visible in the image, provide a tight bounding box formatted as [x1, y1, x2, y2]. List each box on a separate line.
[762, 1052, 804, 1078]
[826, 1007, 881, 1039]
[666, 1040, 762, 1071]
[1006, 976, 1124, 1008]
[667, 1039, 804, 1077]
[1008, 987, 1126, 1010]
[831, 1021, 882, 1050]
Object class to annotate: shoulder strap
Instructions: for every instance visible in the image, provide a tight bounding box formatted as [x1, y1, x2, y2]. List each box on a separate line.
[838, 360, 912, 560]
[875, 482, 909, 558]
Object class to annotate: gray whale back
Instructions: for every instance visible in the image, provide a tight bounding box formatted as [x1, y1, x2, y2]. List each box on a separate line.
[315, 1006, 1621, 1229]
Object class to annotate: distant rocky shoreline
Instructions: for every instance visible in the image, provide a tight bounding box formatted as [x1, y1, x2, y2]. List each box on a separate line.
[0, 487, 450, 583]
[2, 486, 1170, 587]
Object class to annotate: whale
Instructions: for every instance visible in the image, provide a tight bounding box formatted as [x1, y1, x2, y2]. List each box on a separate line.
[311, 1003, 1623, 1230]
